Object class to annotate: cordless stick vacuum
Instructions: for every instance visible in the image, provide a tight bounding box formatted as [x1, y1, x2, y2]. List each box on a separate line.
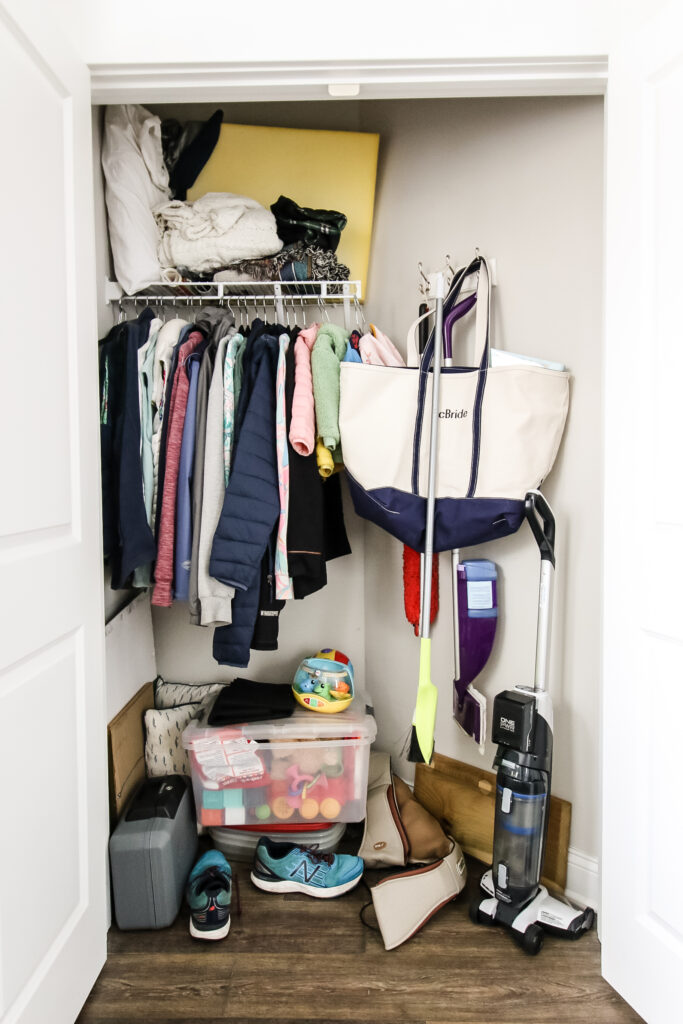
[470, 490, 595, 955]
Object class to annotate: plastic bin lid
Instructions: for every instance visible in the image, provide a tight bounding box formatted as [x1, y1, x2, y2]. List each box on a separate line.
[183, 704, 377, 749]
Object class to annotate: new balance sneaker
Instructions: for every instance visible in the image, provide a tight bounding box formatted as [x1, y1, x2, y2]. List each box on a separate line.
[251, 837, 364, 898]
[186, 849, 232, 940]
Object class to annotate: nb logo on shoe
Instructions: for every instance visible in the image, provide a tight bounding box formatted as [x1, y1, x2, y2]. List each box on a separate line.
[290, 860, 321, 883]
[439, 408, 468, 419]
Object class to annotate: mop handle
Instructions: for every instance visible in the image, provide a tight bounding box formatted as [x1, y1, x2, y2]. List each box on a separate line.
[419, 273, 445, 640]
[525, 490, 556, 695]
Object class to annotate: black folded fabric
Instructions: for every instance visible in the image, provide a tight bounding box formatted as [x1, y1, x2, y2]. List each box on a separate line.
[207, 677, 296, 726]
[270, 195, 347, 253]
[162, 109, 223, 201]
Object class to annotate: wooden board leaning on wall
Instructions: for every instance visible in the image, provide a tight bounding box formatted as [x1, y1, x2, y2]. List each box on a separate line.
[414, 751, 571, 893]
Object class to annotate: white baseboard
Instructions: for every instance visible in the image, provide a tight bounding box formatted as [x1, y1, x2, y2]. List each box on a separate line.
[565, 846, 600, 911]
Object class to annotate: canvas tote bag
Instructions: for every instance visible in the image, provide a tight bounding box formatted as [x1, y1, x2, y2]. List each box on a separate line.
[338, 256, 570, 552]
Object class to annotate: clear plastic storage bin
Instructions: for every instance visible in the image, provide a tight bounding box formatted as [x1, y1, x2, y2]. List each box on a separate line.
[182, 707, 376, 827]
[209, 821, 346, 862]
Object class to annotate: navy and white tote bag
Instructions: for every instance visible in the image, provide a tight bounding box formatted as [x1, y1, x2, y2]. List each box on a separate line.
[339, 257, 570, 552]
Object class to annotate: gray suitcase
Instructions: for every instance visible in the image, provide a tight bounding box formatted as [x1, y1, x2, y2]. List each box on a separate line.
[109, 775, 198, 929]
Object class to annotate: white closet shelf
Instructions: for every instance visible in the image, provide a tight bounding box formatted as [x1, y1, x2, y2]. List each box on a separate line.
[105, 278, 361, 302]
[105, 278, 362, 328]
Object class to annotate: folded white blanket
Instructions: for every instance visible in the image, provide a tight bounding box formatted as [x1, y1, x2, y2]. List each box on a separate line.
[155, 192, 283, 273]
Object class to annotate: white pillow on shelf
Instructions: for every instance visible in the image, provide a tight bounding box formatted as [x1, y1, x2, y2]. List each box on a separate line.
[102, 104, 170, 295]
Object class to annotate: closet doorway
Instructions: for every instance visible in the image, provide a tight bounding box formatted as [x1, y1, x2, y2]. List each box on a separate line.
[1, 2, 681, 1021]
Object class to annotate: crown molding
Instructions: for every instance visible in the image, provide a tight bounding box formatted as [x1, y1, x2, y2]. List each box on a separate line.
[89, 56, 608, 104]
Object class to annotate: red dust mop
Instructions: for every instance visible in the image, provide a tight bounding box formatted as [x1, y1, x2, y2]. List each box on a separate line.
[403, 545, 438, 635]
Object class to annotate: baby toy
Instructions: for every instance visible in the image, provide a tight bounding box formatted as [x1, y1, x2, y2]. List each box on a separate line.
[250, 745, 352, 822]
[292, 649, 355, 713]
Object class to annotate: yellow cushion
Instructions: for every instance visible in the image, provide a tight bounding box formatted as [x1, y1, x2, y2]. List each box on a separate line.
[188, 122, 379, 295]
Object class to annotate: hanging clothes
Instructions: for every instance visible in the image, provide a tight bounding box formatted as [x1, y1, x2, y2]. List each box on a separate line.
[154, 321, 194, 542]
[222, 332, 245, 486]
[188, 336, 218, 623]
[211, 330, 281, 667]
[152, 325, 206, 607]
[133, 316, 162, 589]
[99, 308, 158, 590]
[188, 312, 235, 622]
[173, 343, 207, 601]
[274, 332, 293, 600]
[284, 336, 352, 600]
[99, 320, 126, 568]
[195, 333, 235, 626]
[99, 295, 357, 667]
[310, 322, 348, 464]
[359, 323, 405, 366]
[343, 339, 362, 363]
[316, 438, 335, 478]
[289, 322, 319, 457]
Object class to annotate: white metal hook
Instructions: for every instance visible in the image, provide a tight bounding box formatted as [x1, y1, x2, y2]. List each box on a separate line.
[418, 261, 430, 296]
[353, 294, 366, 330]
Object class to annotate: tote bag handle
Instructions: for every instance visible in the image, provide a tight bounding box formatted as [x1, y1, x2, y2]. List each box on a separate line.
[411, 255, 492, 497]
[405, 291, 477, 367]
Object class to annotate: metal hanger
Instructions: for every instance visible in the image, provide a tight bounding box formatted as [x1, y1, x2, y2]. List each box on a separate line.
[353, 294, 366, 331]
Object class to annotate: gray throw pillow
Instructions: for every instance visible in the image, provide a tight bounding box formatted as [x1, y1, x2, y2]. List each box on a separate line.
[153, 676, 225, 710]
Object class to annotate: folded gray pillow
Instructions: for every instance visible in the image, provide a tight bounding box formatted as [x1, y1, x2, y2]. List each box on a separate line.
[153, 675, 225, 710]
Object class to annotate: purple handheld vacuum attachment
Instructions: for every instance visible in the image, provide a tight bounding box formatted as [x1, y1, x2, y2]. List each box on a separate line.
[452, 559, 498, 753]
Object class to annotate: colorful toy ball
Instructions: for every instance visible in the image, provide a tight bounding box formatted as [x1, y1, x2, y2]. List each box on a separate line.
[292, 652, 355, 714]
[316, 649, 353, 678]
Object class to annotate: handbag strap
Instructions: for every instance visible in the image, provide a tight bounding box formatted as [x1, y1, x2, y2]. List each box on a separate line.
[411, 255, 492, 500]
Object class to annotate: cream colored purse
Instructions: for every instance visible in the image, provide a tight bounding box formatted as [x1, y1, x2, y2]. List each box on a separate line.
[359, 752, 467, 949]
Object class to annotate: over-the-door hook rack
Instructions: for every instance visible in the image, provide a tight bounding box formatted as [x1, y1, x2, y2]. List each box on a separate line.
[417, 257, 498, 298]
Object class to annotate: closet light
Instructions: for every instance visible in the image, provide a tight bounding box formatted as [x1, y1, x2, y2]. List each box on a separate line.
[328, 83, 361, 97]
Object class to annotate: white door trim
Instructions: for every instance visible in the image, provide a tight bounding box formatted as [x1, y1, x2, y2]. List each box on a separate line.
[89, 55, 608, 105]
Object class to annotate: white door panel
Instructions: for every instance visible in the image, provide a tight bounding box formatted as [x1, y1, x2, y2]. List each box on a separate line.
[0, 1, 107, 1022]
[602, 2, 683, 1020]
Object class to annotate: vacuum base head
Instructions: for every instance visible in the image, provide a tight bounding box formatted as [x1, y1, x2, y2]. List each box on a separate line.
[472, 869, 595, 954]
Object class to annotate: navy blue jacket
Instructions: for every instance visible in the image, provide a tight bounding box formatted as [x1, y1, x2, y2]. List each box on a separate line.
[100, 308, 157, 589]
[210, 331, 281, 666]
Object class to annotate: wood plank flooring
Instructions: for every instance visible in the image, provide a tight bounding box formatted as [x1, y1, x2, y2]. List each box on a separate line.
[78, 840, 643, 1024]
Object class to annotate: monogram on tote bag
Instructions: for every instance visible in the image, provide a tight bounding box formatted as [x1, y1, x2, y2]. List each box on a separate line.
[338, 256, 570, 552]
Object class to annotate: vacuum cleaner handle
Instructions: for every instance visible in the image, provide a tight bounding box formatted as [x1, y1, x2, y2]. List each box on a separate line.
[525, 490, 555, 567]
[525, 490, 555, 694]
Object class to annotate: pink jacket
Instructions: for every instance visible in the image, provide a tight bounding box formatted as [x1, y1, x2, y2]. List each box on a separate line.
[152, 329, 204, 607]
[289, 323, 319, 456]
[359, 324, 405, 367]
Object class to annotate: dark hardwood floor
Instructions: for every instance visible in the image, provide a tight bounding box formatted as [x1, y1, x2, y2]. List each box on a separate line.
[78, 844, 643, 1024]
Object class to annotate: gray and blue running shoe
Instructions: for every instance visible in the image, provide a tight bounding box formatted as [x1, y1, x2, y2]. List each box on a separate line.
[186, 849, 232, 940]
[251, 837, 363, 898]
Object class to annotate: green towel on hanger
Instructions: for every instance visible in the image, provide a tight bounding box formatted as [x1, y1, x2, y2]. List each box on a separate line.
[311, 322, 349, 457]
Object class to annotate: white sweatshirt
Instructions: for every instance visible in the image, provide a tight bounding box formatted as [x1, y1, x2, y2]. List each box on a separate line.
[197, 336, 235, 625]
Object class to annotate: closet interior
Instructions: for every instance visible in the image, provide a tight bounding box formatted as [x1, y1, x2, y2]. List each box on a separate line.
[95, 94, 604, 901]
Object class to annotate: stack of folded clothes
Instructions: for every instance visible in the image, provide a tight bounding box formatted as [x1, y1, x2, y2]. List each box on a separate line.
[207, 677, 296, 726]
